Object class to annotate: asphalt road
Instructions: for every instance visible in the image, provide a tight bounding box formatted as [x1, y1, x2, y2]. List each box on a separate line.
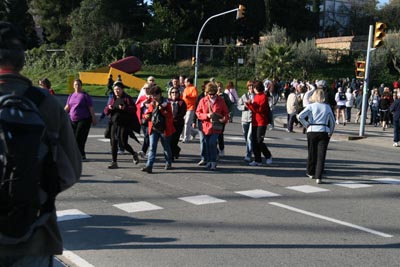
[54, 96, 400, 267]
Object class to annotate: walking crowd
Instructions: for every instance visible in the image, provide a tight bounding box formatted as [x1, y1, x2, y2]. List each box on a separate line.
[66, 73, 400, 184]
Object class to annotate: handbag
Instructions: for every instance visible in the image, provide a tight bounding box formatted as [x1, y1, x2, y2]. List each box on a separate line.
[208, 101, 224, 131]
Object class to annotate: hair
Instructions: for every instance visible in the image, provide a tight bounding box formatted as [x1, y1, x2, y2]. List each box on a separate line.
[148, 85, 162, 95]
[185, 77, 193, 84]
[0, 21, 26, 71]
[40, 78, 51, 89]
[226, 81, 234, 89]
[252, 80, 265, 92]
[205, 82, 217, 95]
[113, 81, 124, 89]
[147, 76, 155, 82]
[74, 79, 82, 86]
[246, 80, 253, 87]
[310, 89, 325, 103]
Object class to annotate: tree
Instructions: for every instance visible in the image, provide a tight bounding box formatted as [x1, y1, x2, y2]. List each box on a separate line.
[292, 39, 327, 79]
[256, 45, 294, 80]
[66, 0, 150, 65]
[0, 0, 39, 48]
[29, 0, 82, 45]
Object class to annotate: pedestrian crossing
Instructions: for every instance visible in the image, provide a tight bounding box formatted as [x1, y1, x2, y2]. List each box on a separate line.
[57, 178, 399, 222]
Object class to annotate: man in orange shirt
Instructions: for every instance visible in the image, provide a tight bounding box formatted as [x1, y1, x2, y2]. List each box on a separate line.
[182, 77, 198, 142]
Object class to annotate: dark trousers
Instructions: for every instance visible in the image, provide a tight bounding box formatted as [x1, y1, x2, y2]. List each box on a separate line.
[141, 123, 150, 153]
[251, 125, 272, 163]
[110, 124, 136, 162]
[71, 118, 92, 157]
[307, 132, 330, 179]
[394, 117, 399, 142]
[170, 123, 184, 158]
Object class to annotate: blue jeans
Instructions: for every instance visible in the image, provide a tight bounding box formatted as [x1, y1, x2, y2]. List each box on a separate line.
[146, 131, 172, 168]
[205, 133, 219, 162]
[242, 122, 252, 158]
[0, 255, 53, 267]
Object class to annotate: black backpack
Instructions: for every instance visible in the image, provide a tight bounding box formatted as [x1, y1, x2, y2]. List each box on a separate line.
[339, 92, 346, 101]
[0, 88, 58, 244]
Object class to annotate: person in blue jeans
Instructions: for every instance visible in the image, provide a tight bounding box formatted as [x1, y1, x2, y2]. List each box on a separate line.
[141, 86, 175, 173]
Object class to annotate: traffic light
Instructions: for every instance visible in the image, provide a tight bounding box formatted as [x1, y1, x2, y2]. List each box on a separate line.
[191, 57, 196, 66]
[237, 4, 246, 19]
[373, 22, 387, 48]
[355, 61, 366, 79]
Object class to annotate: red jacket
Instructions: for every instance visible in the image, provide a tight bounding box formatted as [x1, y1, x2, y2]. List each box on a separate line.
[196, 95, 229, 135]
[246, 92, 269, 126]
[144, 99, 175, 137]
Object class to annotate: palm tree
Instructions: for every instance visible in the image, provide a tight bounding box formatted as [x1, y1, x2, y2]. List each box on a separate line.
[256, 44, 294, 80]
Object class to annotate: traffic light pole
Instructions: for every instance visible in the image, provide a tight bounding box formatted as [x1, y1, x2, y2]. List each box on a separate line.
[359, 25, 374, 137]
[194, 8, 239, 88]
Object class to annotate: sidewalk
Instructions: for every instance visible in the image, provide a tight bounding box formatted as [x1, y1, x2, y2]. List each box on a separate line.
[274, 112, 395, 149]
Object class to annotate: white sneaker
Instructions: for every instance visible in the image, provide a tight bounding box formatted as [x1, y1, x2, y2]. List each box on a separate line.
[249, 161, 262, 166]
[393, 142, 399, 147]
[219, 149, 225, 157]
[266, 157, 273, 165]
[117, 149, 125, 155]
[243, 156, 251, 162]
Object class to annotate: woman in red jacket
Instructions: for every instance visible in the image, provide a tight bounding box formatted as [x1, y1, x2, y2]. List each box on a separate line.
[196, 83, 229, 170]
[141, 85, 175, 173]
[245, 80, 273, 166]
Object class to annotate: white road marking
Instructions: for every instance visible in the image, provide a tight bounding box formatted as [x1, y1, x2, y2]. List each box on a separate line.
[57, 209, 91, 222]
[62, 249, 95, 267]
[372, 178, 400, 184]
[286, 185, 330, 193]
[98, 138, 110, 142]
[179, 195, 227, 205]
[333, 181, 373, 188]
[269, 202, 393, 238]
[235, 189, 281, 198]
[113, 201, 163, 213]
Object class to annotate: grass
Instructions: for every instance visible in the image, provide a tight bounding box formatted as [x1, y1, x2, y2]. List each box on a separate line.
[23, 65, 251, 97]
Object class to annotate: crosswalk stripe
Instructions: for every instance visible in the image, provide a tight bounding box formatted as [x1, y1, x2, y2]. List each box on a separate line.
[178, 195, 226, 205]
[57, 209, 91, 222]
[286, 185, 330, 193]
[333, 181, 373, 188]
[235, 189, 281, 198]
[113, 201, 163, 213]
[372, 178, 400, 184]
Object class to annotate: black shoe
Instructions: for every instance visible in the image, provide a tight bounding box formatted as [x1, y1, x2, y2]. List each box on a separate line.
[133, 152, 139, 165]
[141, 166, 152, 173]
[108, 162, 118, 169]
[164, 164, 172, 170]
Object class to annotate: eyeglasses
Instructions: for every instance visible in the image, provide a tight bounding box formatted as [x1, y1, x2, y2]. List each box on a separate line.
[208, 93, 216, 96]
[171, 91, 179, 94]
[149, 79, 154, 82]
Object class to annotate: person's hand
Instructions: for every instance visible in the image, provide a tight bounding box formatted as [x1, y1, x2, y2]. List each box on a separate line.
[119, 104, 124, 110]
[108, 105, 113, 109]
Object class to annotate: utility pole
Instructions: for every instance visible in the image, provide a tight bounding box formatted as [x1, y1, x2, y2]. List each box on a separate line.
[194, 5, 246, 87]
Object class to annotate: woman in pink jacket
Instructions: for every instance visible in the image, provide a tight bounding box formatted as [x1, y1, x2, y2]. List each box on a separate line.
[196, 83, 229, 170]
[245, 80, 273, 166]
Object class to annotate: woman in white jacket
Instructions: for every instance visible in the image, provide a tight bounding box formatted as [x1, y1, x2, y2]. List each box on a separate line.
[298, 88, 336, 184]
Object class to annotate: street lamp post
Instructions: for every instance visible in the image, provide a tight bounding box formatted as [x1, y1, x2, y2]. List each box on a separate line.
[194, 8, 240, 87]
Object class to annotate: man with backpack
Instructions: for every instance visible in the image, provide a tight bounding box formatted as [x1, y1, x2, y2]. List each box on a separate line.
[0, 21, 82, 266]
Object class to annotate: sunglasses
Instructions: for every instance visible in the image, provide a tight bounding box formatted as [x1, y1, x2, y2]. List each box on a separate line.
[171, 91, 179, 94]
[208, 93, 216, 96]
